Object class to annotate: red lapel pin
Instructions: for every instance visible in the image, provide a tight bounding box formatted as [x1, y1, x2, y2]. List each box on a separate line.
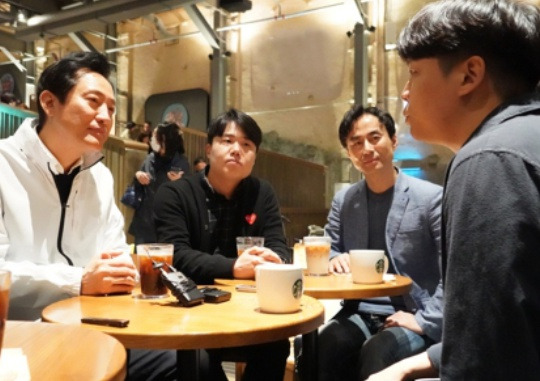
[245, 213, 257, 225]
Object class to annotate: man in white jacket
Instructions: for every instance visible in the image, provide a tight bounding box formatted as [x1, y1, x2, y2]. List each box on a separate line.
[0, 52, 176, 380]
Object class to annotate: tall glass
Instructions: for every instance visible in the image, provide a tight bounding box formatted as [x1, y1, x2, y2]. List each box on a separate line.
[0, 270, 11, 359]
[136, 244, 173, 299]
[303, 236, 331, 276]
[235, 237, 264, 256]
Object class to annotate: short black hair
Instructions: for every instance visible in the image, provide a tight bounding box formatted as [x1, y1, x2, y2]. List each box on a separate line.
[36, 51, 111, 129]
[397, 0, 540, 100]
[207, 108, 262, 151]
[338, 105, 396, 148]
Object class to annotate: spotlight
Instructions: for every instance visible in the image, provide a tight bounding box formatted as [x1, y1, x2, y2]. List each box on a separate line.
[17, 9, 28, 25]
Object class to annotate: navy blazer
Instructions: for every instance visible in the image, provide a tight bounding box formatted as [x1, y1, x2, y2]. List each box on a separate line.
[325, 170, 444, 341]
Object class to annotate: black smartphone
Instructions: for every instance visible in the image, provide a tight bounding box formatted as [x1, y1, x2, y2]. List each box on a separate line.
[199, 287, 232, 303]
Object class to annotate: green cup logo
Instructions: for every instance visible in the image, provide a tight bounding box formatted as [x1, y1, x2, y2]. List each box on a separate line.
[292, 279, 303, 299]
[375, 259, 385, 274]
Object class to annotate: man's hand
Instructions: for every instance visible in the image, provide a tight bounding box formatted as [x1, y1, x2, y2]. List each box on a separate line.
[365, 352, 437, 381]
[167, 170, 184, 181]
[233, 246, 283, 279]
[329, 253, 350, 273]
[81, 252, 138, 295]
[384, 310, 423, 335]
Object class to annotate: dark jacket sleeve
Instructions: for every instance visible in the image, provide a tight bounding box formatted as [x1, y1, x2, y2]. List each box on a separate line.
[245, 179, 291, 264]
[426, 342, 442, 371]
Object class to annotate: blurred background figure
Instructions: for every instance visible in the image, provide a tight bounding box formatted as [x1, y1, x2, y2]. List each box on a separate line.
[121, 121, 140, 140]
[193, 156, 207, 172]
[142, 120, 153, 135]
[128, 122, 191, 244]
[137, 131, 152, 151]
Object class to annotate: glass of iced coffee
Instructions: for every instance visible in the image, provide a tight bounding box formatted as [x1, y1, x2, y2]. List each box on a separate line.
[136, 244, 173, 299]
[303, 236, 331, 276]
[0, 270, 11, 359]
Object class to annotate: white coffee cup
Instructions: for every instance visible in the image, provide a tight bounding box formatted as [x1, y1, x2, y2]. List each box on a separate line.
[349, 250, 389, 284]
[256, 264, 304, 313]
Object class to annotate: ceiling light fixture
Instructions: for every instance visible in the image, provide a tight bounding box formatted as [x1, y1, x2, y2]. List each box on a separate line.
[16, 9, 28, 24]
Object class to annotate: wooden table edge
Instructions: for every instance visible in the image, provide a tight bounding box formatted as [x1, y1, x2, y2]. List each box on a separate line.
[41, 292, 325, 350]
[215, 274, 413, 300]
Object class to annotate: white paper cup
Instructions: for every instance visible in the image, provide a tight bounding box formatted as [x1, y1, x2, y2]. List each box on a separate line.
[349, 250, 389, 284]
[256, 264, 303, 313]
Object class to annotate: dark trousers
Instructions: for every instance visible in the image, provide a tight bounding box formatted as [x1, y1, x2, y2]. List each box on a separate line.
[126, 349, 178, 381]
[201, 339, 290, 381]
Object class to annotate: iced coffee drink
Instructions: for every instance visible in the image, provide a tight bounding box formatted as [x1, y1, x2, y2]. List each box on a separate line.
[303, 236, 331, 276]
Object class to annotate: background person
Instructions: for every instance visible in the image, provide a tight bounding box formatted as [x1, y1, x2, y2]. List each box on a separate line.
[193, 156, 207, 172]
[128, 122, 190, 244]
[121, 120, 140, 140]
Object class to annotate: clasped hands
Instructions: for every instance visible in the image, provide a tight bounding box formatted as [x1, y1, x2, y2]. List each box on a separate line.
[81, 251, 138, 295]
[233, 246, 282, 279]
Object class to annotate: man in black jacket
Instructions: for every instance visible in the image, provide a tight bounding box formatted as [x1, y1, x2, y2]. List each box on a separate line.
[154, 108, 291, 381]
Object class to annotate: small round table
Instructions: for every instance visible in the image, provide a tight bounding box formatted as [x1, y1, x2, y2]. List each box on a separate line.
[3, 320, 126, 381]
[42, 286, 324, 381]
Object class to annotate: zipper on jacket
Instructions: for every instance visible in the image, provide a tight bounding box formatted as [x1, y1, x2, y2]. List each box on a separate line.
[57, 202, 73, 266]
[49, 162, 80, 267]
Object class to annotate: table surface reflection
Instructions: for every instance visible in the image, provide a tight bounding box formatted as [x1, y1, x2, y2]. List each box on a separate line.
[3, 320, 126, 381]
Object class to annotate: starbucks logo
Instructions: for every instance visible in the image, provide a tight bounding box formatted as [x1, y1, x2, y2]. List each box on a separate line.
[292, 279, 303, 299]
[375, 259, 385, 273]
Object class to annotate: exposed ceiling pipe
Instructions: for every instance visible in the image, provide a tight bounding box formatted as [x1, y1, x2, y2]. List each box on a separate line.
[104, 30, 200, 54]
[0, 46, 25, 71]
[14, 0, 200, 42]
[103, 2, 346, 54]
[0, 53, 52, 66]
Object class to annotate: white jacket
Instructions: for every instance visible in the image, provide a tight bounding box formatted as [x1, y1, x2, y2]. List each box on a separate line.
[0, 118, 128, 320]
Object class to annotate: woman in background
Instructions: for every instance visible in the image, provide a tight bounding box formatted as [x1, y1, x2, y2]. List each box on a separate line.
[129, 122, 190, 244]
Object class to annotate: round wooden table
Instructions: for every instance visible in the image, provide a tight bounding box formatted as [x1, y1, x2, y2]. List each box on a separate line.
[42, 285, 324, 381]
[216, 273, 413, 299]
[42, 285, 323, 349]
[3, 320, 126, 381]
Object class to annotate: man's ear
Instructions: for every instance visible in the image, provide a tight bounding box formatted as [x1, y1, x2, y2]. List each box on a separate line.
[457, 55, 486, 96]
[39, 90, 58, 117]
[205, 143, 212, 159]
[391, 134, 398, 150]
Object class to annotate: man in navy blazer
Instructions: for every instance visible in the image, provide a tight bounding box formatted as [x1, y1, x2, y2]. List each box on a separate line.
[300, 105, 443, 381]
